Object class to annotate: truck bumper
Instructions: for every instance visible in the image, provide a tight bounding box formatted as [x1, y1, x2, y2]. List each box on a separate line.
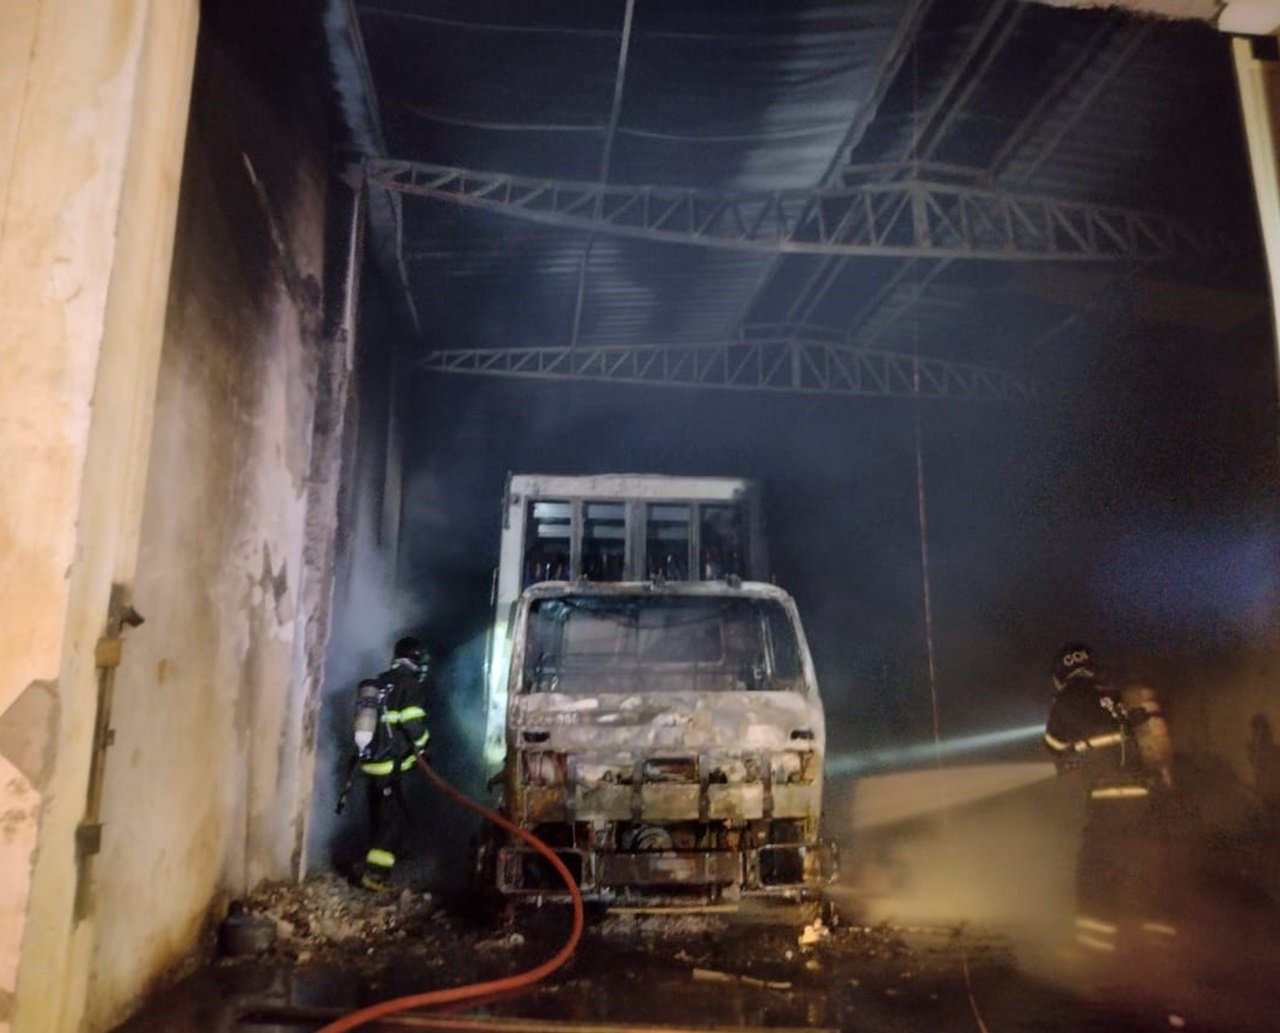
[497, 839, 838, 899]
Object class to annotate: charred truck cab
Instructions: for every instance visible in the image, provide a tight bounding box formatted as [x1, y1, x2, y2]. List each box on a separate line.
[483, 474, 770, 768]
[498, 580, 834, 904]
[484, 475, 834, 906]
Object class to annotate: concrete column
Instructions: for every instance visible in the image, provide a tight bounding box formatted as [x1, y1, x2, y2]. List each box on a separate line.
[1234, 36, 1280, 390]
[0, 2, 198, 1031]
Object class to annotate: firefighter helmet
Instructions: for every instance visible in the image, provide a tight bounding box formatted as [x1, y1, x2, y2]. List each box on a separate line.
[394, 636, 429, 668]
[1052, 642, 1096, 690]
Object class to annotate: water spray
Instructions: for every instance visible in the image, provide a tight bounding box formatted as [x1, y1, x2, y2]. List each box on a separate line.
[826, 722, 1046, 779]
[825, 723, 1056, 831]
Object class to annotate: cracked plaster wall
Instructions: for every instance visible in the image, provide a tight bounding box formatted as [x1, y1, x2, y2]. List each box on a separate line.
[0, 0, 345, 1030]
[79, 2, 340, 1030]
[1, 3, 198, 1032]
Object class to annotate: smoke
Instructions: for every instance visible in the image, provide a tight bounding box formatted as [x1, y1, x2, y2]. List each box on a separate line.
[829, 769, 1081, 935]
[305, 477, 425, 874]
[1095, 518, 1280, 638]
[828, 760, 1280, 1032]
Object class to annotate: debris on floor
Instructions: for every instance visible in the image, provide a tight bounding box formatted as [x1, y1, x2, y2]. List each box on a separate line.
[596, 911, 725, 940]
[218, 902, 276, 956]
[117, 885, 1271, 1033]
[229, 874, 445, 971]
[691, 966, 792, 990]
[798, 917, 831, 947]
[476, 931, 526, 952]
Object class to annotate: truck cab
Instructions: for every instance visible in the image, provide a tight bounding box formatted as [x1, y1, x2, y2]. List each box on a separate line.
[494, 578, 836, 905]
[482, 474, 769, 768]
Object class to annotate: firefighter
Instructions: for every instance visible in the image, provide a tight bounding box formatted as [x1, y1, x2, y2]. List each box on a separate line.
[353, 636, 431, 892]
[1043, 642, 1175, 954]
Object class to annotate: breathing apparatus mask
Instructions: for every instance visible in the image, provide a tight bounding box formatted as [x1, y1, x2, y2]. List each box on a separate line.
[394, 636, 430, 682]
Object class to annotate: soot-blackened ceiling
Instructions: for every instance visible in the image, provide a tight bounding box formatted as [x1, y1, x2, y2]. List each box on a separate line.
[339, 0, 1266, 399]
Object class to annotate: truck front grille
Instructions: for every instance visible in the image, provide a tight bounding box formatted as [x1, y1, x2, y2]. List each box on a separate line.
[642, 757, 699, 783]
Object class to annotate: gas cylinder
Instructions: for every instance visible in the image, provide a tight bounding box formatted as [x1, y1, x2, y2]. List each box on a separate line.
[1121, 683, 1174, 789]
[354, 678, 382, 751]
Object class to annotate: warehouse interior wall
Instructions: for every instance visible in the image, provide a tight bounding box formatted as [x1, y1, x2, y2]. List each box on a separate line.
[1236, 36, 1280, 367]
[0, 0, 354, 1030]
[0, 2, 199, 1031]
[77, 2, 345, 1028]
[1222, 33, 1280, 788]
[304, 254, 413, 878]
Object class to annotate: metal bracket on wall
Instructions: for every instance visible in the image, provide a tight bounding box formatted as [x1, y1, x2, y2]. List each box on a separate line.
[73, 584, 144, 922]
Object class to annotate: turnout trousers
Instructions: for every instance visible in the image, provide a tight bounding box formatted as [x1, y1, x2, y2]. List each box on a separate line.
[363, 772, 409, 886]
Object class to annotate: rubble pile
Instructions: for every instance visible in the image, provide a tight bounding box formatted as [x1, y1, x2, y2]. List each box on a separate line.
[221, 875, 942, 1020]
[233, 875, 447, 969]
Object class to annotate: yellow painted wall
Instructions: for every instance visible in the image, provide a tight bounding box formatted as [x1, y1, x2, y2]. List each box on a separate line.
[77, 2, 338, 1027]
[82, 111, 328, 1033]
[1, 0, 345, 1029]
[81, 199, 326, 1031]
[1, 2, 197, 1031]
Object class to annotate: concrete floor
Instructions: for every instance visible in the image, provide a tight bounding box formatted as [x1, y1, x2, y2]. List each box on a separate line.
[112, 883, 1280, 1033]
[111, 768, 1280, 1033]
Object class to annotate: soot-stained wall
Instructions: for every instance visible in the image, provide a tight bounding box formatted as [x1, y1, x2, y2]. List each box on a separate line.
[79, 2, 342, 1027]
[305, 263, 422, 879]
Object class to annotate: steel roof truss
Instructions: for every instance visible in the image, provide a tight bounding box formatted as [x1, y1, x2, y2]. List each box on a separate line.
[420, 339, 1034, 401]
[373, 159, 1204, 261]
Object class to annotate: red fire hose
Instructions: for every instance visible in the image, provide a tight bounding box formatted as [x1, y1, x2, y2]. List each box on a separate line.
[314, 755, 585, 1033]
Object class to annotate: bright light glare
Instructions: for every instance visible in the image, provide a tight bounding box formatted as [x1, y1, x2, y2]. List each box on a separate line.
[483, 616, 510, 767]
[826, 722, 1045, 778]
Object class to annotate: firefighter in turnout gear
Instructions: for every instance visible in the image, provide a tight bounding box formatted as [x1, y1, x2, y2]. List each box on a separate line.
[354, 636, 431, 892]
[1043, 642, 1176, 954]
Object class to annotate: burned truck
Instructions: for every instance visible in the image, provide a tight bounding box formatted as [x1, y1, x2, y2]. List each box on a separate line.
[481, 473, 771, 768]
[482, 476, 834, 904]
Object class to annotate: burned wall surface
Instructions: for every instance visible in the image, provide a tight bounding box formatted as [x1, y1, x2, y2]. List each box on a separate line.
[303, 258, 415, 877]
[77, 1, 344, 1029]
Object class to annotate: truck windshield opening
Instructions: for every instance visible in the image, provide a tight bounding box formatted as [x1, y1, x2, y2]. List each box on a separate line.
[521, 595, 804, 695]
